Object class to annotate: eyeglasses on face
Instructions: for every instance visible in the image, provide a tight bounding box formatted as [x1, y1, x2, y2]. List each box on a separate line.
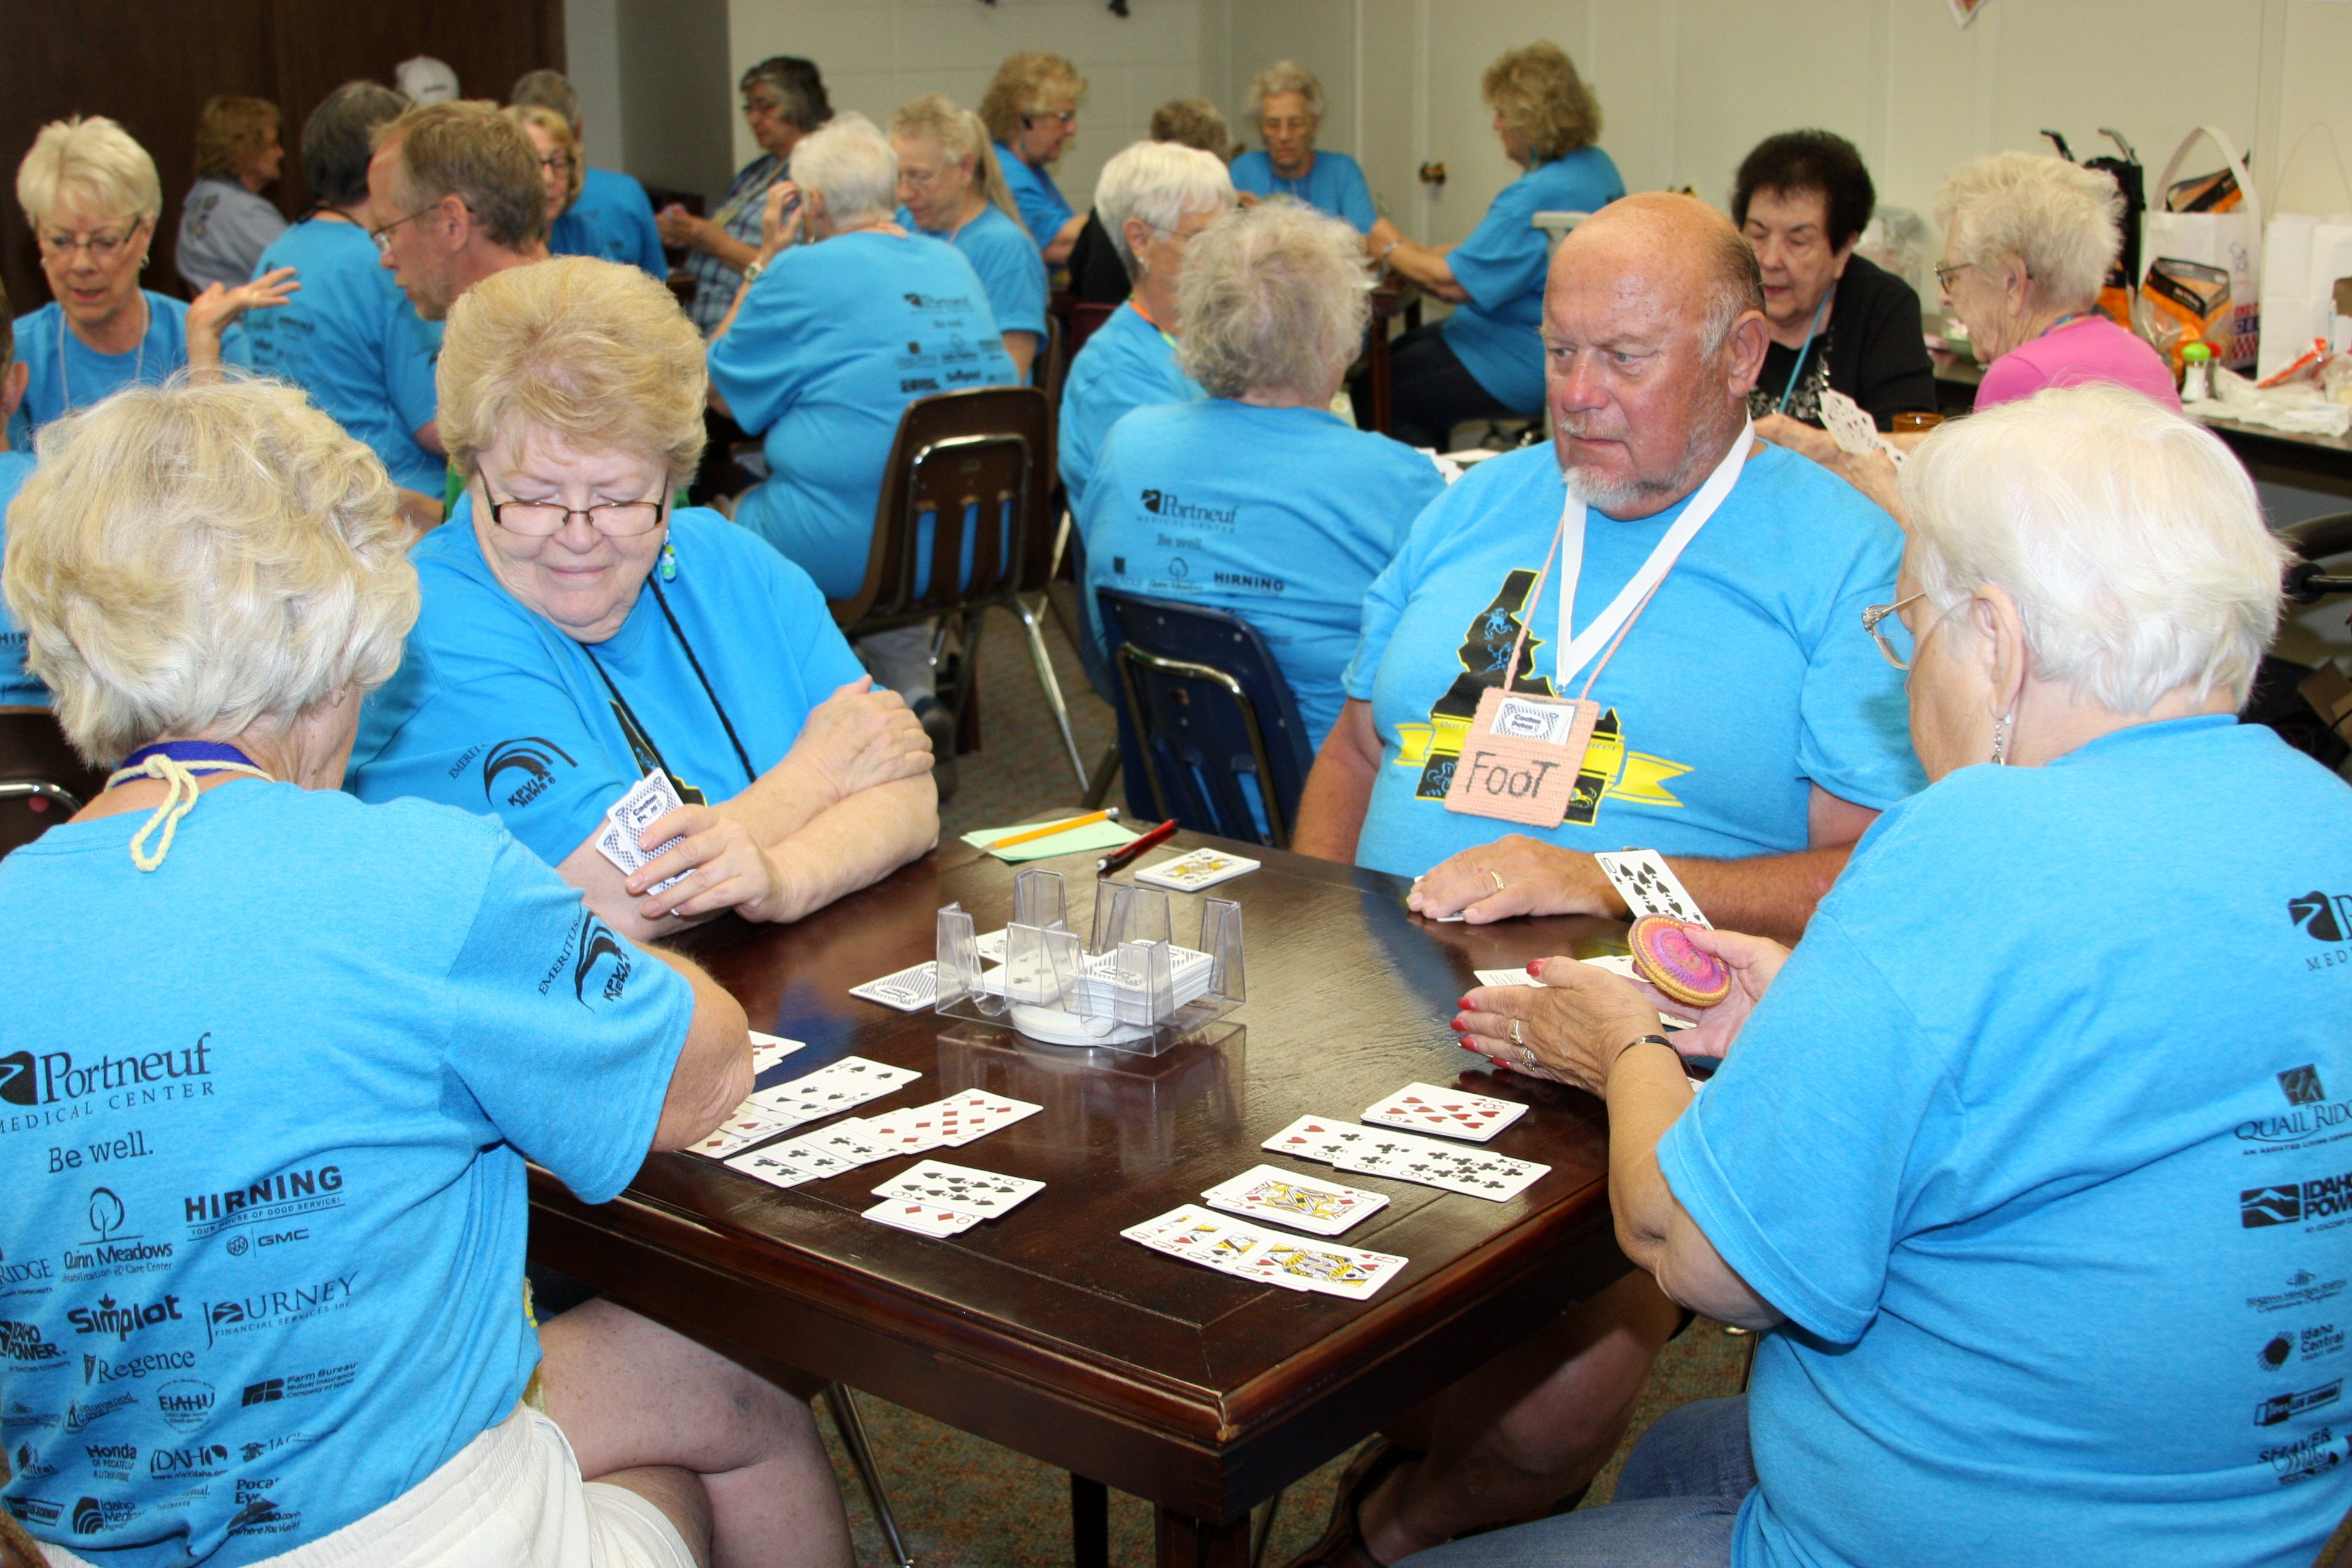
[369, 203, 441, 255]
[1861, 592, 1927, 670]
[485, 486, 670, 538]
[1933, 261, 1975, 291]
[538, 153, 573, 174]
[1023, 109, 1077, 128]
[39, 220, 145, 259]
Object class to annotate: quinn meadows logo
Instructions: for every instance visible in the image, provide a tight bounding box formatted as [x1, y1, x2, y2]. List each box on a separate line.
[480, 738, 575, 808]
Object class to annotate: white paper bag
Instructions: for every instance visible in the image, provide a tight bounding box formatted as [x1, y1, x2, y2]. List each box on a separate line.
[2256, 127, 2352, 383]
[2145, 125, 2264, 370]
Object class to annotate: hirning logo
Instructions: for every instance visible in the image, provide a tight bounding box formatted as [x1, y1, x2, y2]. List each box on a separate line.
[2286, 1067, 2330, 1106]
[573, 916, 632, 1007]
[2290, 891, 2352, 943]
[481, 738, 576, 808]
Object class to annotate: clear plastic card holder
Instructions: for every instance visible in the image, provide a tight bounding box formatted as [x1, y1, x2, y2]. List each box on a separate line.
[1198, 897, 1244, 1005]
[1005, 922, 1083, 1011]
[936, 901, 983, 1012]
[1091, 881, 1172, 953]
[1011, 867, 1069, 933]
[1112, 939, 1176, 1027]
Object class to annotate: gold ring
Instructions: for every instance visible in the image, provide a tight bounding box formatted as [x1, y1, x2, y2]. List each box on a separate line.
[1488, 869, 1506, 894]
[1508, 1019, 1524, 1046]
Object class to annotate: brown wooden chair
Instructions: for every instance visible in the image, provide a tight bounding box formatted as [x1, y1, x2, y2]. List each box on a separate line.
[2317, 1500, 2352, 1568]
[0, 707, 105, 857]
[829, 386, 1091, 789]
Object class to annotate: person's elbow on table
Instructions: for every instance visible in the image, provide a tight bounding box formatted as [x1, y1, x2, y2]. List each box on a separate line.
[644, 947, 753, 1152]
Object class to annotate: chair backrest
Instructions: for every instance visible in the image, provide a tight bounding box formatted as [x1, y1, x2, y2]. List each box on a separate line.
[831, 385, 1054, 629]
[1096, 588, 1317, 848]
[1065, 302, 1118, 364]
[2312, 1498, 2352, 1568]
[0, 706, 106, 857]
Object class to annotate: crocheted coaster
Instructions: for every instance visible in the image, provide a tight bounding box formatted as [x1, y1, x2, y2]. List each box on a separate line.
[1627, 915, 1731, 1008]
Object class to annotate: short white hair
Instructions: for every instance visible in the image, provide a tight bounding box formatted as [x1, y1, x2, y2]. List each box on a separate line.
[16, 116, 162, 229]
[1246, 60, 1325, 120]
[3, 378, 419, 766]
[1900, 384, 2290, 714]
[1178, 199, 1368, 400]
[1096, 140, 1235, 281]
[791, 111, 898, 227]
[1936, 151, 2122, 313]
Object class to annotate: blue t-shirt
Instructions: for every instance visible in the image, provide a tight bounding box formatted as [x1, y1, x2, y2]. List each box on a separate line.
[240, 219, 443, 494]
[348, 503, 866, 866]
[551, 168, 667, 279]
[1057, 302, 1202, 519]
[1659, 716, 2352, 1568]
[1342, 442, 1921, 878]
[1083, 399, 1442, 745]
[1229, 149, 1377, 232]
[1439, 148, 1624, 411]
[898, 201, 1048, 342]
[995, 144, 1072, 252]
[0, 783, 690, 1566]
[0, 451, 42, 705]
[707, 230, 1016, 600]
[10, 293, 249, 448]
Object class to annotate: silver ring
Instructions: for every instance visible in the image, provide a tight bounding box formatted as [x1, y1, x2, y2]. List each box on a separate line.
[1519, 1045, 1537, 1070]
[1488, 869, 1506, 895]
[1508, 1019, 1524, 1046]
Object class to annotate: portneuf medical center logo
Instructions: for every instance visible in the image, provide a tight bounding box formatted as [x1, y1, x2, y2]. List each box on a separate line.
[0, 1034, 215, 1128]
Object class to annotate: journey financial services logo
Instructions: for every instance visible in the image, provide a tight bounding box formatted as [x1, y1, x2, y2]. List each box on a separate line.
[480, 737, 575, 808]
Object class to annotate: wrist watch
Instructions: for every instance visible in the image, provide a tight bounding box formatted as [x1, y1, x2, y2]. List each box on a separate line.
[741, 256, 768, 285]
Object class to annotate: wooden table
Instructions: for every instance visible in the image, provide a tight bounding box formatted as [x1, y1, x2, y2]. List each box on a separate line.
[529, 832, 1635, 1567]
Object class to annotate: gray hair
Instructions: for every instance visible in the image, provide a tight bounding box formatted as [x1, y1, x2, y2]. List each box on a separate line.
[302, 81, 408, 208]
[1701, 223, 1766, 358]
[1246, 60, 1326, 120]
[16, 116, 162, 229]
[791, 111, 897, 227]
[4, 378, 419, 766]
[1177, 199, 1368, 400]
[1901, 384, 2290, 714]
[1096, 140, 1236, 281]
[1936, 151, 2122, 313]
[510, 68, 581, 132]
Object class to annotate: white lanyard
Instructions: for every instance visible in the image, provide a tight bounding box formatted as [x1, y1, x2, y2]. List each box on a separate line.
[1540, 419, 1753, 697]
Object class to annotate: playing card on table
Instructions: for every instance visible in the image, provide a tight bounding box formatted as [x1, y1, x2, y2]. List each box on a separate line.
[1408, 1147, 1550, 1204]
[1260, 1116, 1362, 1165]
[974, 929, 1009, 964]
[724, 1143, 846, 1190]
[1235, 1238, 1410, 1301]
[750, 1057, 919, 1121]
[687, 1103, 802, 1160]
[1134, 847, 1261, 892]
[871, 1160, 1044, 1220]
[932, 1089, 1042, 1147]
[862, 1198, 981, 1237]
[748, 1031, 806, 1074]
[1363, 1082, 1526, 1143]
[1203, 1165, 1388, 1236]
[1592, 850, 1709, 927]
[849, 961, 938, 1011]
[795, 1120, 892, 1167]
[595, 770, 690, 894]
[860, 1103, 952, 1155]
[1122, 1205, 1304, 1287]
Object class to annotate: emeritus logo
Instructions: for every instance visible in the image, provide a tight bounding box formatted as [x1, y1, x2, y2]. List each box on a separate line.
[481, 738, 575, 808]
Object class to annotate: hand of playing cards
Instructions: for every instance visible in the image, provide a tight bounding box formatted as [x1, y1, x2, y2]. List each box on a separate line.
[596, 770, 690, 895]
[1123, 1204, 1409, 1299]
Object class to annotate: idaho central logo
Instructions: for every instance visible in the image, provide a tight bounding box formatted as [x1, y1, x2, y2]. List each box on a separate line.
[481, 738, 575, 808]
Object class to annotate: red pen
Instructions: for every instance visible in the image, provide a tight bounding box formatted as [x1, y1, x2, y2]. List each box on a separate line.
[1097, 818, 1178, 875]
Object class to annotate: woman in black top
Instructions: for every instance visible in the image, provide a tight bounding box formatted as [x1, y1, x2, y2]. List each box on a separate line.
[1734, 129, 1936, 462]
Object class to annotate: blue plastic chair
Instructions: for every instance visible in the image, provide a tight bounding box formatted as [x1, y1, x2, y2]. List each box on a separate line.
[1094, 587, 1318, 847]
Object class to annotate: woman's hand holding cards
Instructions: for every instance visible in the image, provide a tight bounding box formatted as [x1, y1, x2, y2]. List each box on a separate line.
[1616, 927, 1789, 1061]
[1454, 961, 1662, 1093]
[1408, 833, 1627, 924]
[627, 802, 800, 924]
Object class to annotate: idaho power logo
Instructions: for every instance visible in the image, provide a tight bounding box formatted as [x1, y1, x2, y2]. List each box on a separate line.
[480, 738, 575, 809]
[2243, 1171, 2352, 1232]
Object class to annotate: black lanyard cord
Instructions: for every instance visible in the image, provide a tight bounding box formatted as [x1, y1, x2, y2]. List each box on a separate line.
[580, 577, 758, 795]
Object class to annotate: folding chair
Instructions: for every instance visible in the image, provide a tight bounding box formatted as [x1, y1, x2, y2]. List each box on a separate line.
[0, 707, 105, 856]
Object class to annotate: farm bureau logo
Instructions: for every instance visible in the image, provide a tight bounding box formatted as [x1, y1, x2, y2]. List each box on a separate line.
[481, 738, 575, 808]
[573, 915, 632, 1007]
[0, 1034, 214, 1109]
[1137, 489, 1238, 526]
[2244, 1171, 2352, 1230]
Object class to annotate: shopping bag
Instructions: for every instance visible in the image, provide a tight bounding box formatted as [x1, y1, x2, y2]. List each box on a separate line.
[2255, 125, 2352, 384]
[2144, 125, 2264, 370]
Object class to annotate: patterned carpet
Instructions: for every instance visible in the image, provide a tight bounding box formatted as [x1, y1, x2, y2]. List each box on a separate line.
[804, 604, 1749, 1567]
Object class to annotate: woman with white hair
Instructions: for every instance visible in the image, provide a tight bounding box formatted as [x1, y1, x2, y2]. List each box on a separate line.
[0, 378, 855, 1568]
[1056, 139, 1235, 519]
[1421, 385, 2342, 1568]
[9, 115, 292, 445]
[1230, 61, 1376, 232]
[1082, 200, 1442, 748]
[892, 93, 1048, 377]
[1936, 151, 2178, 411]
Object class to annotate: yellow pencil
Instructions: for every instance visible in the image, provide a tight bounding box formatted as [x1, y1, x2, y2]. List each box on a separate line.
[982, 810, 1115, 852]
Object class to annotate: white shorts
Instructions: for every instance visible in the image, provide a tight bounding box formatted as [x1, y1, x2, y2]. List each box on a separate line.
[41, 1405, 693, 1568]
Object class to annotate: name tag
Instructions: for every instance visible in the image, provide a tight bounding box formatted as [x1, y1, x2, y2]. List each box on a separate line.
[1441, 688, 1596, 828]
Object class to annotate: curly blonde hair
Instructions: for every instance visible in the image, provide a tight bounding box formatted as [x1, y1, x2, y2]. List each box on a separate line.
[978, 51, 1086, 145]
[192, 96, 281, 182]
[503, 103, 582, 215]
[1481, 42, 1601, 163]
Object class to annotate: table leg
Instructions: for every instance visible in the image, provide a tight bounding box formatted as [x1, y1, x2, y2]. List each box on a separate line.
[1155, 1506, 1252, 1568]
[1072, 1474, 1109, 1568]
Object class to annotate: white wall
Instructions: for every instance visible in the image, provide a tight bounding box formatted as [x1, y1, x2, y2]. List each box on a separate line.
[563, 0, 625, 169]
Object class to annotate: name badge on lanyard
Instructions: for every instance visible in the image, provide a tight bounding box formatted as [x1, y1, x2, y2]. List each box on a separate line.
[1442, 420, 1754, 829]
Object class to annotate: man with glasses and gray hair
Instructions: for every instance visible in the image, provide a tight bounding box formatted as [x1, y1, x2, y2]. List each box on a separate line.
[365, 99, 548, 324]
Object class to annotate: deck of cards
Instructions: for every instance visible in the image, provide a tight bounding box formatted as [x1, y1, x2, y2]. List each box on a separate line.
[1202, 1165, 1387, 1236]
[1261, 1115, 1548, 1203]
[1124, 1204, 1408, 1299]
[688, 1056, 921, 1160]
[1134, 848, 1260, 892]
[863, 1158, 1045, 1236]
[1362, 1082, 1526, 1142]
[596, 770, 690, 895]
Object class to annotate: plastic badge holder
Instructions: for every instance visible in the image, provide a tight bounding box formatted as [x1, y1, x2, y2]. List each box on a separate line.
[936, 869, 1245, 1056]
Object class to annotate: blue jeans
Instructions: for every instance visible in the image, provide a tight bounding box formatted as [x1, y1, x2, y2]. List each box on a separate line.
[1394, 1396, 1754, 1568]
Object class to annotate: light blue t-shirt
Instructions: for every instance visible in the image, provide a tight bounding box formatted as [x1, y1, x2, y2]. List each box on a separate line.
[0, 783, 690, 1566]
[551, 168, 667, 279]
[1439, 147, 1624, 411]
[1342, 442, 1921, 878]
[10, 293, 249, 448]
[1660, 716, 2352, 1568]
[241, 219, 443, 494]
[1083, 399, 1442, 745]
[995, 144, 1072, 252]
[707, 230, 1016, 600]
[898, 201, 1048, 343]
[1229, 149, 1377, 232]
[1057, 302, 1202, 519]
[348, 503, 866, 866]
[0, 451, 42, 705]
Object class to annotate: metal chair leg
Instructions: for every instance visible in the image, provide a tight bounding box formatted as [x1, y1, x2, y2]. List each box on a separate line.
[1249, 1486, 1286, 1568]
[1009, 596, 1091, 791]
[823, 1382, 913, 1568]
[1081, 743, 1120, 809]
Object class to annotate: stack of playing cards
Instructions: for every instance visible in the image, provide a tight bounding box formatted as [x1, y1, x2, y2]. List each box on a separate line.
[1134, 848, 1259, 892]
[1362, 1082, 1527, 1142]
[1123, 1205, 1410, 1299]
[719, 1088, 1043, 1187]
[750, 1031, 806, 1074]
[596, 771, 690, 895]
[976, 944, 1216, 1024]
[863, 1159, 1045, 1236]
[1261, 1116, 1548, 1202]
[687, 1057, 921, 1159]
[849, 961, 939, 1012]
[1202, 1165, 1387, 1235]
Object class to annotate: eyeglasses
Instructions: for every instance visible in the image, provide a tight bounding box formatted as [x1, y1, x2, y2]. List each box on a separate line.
[38, 220, 144, 259]
[1023, 109, 1077, 128]
[485, 486, 670, 538]
[369, 203, 443, 256]
[1861, 592, 1927, 669]
[1932, 261, 1974, 292]
[537, 153, 573, 174]
[899, 164, 949, 192]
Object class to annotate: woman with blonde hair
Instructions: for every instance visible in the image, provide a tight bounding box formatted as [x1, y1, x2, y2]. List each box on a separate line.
[979, 48, 1089, 261]
[11, 115, 292, 445]
[507, 102, 586, 237]
[176, 93, 288, 291]
[1365, 42, 1621, 448]
[1231, 60, 1375, 231]
[892, 93, 1048, 376]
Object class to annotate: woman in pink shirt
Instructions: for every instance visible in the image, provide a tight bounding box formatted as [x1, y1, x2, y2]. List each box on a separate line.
[1935, 152, 2180, 412]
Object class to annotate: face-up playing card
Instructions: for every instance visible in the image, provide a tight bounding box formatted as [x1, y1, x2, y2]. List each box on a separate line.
[862, 1198, 981, 1238]
[871, 1160, 1044, 1220]
[1134, 848, 1262, 892]
[859, 1104, 952, 1155]
[687, 1103, 802, 1159]
[1235, 1238, 1410, 1301]
[595, 771, 690, 894]
[931, 1090, 1042, 1147]
[751, 1057, 920, 1122]
[974, 929, 1009, 964]
[1202, 1165, 1388, 1236]
[724, 1144, 841, 1189]
[849, 961, 939, 1011]
[1592, 850, 1710, 927]
[749, 1031, 806, 1075]
[1362, 1082, 1527, 1143]
[1259, 1116, 1361, 1165]
[796, 1120, 892, 1166]
[1123, 1206, 1306, 1287]
[1406, 1147, 1550, 1204]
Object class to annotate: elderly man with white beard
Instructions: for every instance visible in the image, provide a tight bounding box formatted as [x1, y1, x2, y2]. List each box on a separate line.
[1284, 194, 1924, 1568]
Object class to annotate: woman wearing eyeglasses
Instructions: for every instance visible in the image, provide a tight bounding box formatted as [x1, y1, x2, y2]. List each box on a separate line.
[979, 50, 1089, 263]
[892, 94, 1048, 379]
[508, 103, 584, 243]
[10, 114, 293, 445]
[347, 257, 937, 940]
